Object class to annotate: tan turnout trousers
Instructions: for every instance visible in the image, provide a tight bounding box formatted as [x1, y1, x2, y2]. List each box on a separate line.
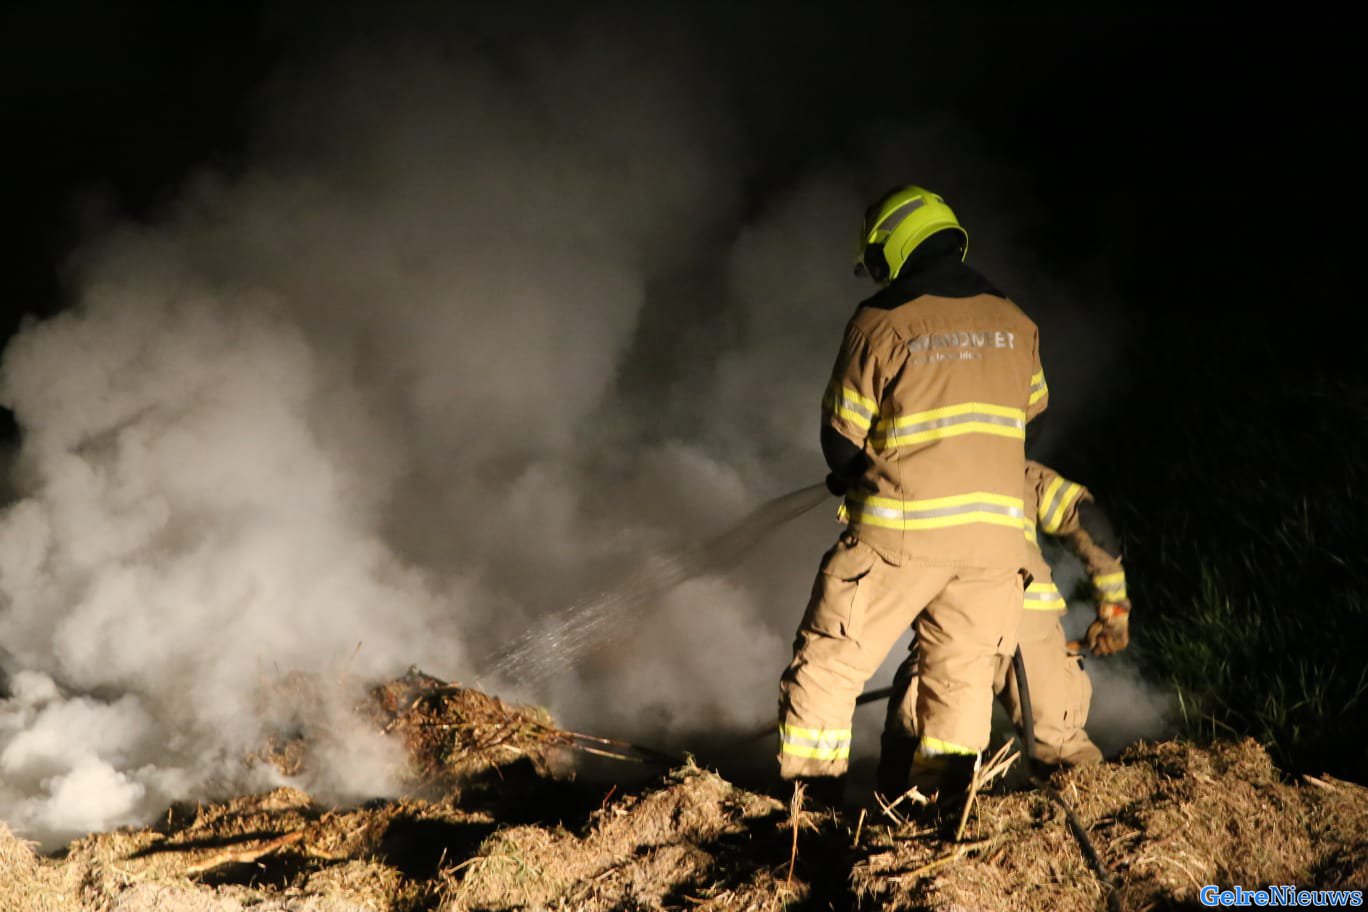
[883, 608, 1099, 776]
[994, 611, 1099, 766]
[881, 459, 1116, 783]
[778, 530, 1023, 780]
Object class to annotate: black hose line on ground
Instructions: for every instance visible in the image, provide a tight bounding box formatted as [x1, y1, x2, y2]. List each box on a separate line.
[1012, 645, 1036, 765]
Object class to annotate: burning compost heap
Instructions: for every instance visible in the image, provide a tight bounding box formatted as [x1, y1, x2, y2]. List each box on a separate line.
[2, 670, 1365, 912]
[250, 667, 576, 790]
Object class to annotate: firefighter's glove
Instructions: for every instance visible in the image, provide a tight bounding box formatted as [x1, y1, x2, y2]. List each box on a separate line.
[1085, 601, 1130, 655]
[825, 472, 850, 497]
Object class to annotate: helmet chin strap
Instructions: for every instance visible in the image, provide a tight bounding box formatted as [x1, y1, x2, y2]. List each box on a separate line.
[862, 241, 890, 284]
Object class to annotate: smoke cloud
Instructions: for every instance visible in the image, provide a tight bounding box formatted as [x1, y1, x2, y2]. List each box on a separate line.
[0, 9, 1159, 847]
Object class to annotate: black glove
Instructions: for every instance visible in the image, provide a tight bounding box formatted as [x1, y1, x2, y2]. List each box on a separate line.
[825, 472, 850, 497]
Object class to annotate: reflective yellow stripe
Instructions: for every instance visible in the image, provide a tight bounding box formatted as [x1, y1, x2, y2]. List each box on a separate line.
[843, 387, 878, 415]
[823, 383, 878, 431]
[885, 402, 1026, 425]
[1038, 476, 1064, 524]
[870, 401, 1025, 450]
[1029, 370, 1048, 406]
[1038, 477, 1084, 533]
[844, 491, 1025, 532]
[871, 421, 1023, 449]
[834, 406, 872, 430]
[854, 510, 1025, 531]
[1024, 522, 1039, 544]
[860, 491, 1024, 509]
[917, 736, 977, 758]
[779, 724, 852, 761]
[1025, 581, 1067, 612]
[780, 725, 851, 741]
[1093, 571, 1127, 600]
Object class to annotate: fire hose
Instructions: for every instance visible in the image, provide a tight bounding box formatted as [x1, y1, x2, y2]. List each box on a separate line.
[854, 647, 1122, 910]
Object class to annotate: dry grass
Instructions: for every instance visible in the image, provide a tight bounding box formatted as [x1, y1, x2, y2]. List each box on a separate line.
[1, 821, 84, 912]
[446, 763, 795, 911]
[852, 737, 1368, 912]
[4, 671, 1365, 912]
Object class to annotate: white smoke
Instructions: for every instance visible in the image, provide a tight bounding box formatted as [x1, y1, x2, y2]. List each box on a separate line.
[1051, 546, 1174, 752]
[0, 20, 758, 846]
[0, 11, 1157, 849]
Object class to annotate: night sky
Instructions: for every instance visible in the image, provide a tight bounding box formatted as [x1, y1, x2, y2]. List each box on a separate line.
[2, 2, 1364, 779]
[5, 4, 1360, 374]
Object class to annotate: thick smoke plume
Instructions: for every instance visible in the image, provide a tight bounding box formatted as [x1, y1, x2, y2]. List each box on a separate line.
[0, 13, 1162, 847]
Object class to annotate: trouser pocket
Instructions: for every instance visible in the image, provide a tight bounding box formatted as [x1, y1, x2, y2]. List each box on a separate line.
[1064, 655, 1093, 731]
[801, 533, 879, 642]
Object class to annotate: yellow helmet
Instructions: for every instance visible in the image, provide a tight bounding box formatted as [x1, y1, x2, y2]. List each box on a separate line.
[854, 185, 968, 284]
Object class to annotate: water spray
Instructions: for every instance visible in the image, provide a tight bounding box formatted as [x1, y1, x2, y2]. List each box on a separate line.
[487, 483, 830, 685]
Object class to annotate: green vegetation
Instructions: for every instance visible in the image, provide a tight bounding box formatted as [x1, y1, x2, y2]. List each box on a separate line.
[1074, 354, 1368, 782]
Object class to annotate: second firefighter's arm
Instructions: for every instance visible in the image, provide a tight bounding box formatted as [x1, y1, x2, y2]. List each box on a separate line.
[1033, 462, 1131, 654]
[1032, 464, 1125, 603]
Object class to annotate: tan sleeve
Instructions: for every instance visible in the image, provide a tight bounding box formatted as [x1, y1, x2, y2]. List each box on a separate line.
[820, 322, 882, 449]
[1026, 327, 1048, 422]
[1035, 465, 1087, 536]
[1025, 459, 1051, 510]
[1042, 469, 1127, 604]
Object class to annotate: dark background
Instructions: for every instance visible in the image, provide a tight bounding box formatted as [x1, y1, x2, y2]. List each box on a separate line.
[3, 2, 1364, 777]
[4, 5, 1360, 403]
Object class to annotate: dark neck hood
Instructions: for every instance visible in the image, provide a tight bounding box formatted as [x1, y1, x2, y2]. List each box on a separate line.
[858, 252, 1003, 311]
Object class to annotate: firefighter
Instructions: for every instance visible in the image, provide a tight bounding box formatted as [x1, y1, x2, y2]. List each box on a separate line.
[878, 459, 1130, 794]
[777, 185, 1047, 809]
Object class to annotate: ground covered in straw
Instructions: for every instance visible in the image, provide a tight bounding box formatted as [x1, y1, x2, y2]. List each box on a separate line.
[3, 676, 1365, 911]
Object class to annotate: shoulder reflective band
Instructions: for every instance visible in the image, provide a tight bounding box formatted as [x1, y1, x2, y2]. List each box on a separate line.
[1038, 475, 1085, 534]
[823, 382, 878, 432]
[1093, 571, 1127, 602]
[1029, 370, 1048, 407]
[843, 491, 1025, 531]
[869, 401, 1025, 451]
[1025, 580, 1067, 612]
[779, 724, 851, 761]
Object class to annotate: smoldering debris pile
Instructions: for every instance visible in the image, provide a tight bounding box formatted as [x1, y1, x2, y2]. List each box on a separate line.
[361, 667, 570, 785]
[3, 734, 1367, 912]
[0, 766, 794, 912]
[252, 667, 573, 789]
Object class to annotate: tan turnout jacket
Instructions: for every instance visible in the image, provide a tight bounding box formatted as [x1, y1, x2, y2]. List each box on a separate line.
[824, 293, 1047, 568]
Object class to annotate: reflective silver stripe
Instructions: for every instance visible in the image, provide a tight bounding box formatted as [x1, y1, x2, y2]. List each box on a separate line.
[840, 395, 874, 421]
[781, 732, 852, 749]
[1040, 483, 1073, 531]
[1025, 590, 1059, 601]
[881, 410, 1024, 439]
[877, 198, 925, 233]
[858, 501, 1024, 522]
[1031, 378, 1047, 394]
